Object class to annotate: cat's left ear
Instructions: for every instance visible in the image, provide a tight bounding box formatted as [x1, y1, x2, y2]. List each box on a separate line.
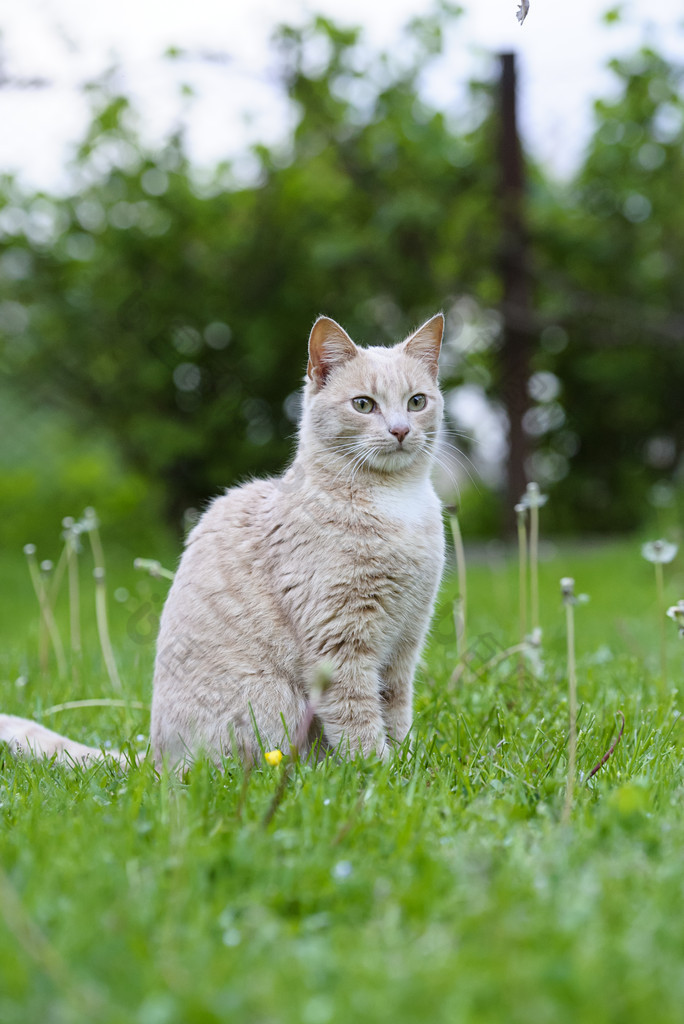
[307, 316, 358, 388]
[401, 313, 444, 379]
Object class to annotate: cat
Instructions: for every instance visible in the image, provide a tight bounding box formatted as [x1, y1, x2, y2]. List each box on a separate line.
[0, 313, 446, 766]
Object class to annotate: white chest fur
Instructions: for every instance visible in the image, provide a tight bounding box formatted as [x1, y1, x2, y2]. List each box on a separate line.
[370, 476, 440, 532]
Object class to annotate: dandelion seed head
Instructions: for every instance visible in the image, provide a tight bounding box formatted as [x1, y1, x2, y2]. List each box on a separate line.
[332, 860, 353, 880]
[666, 600, 684, 637]
[520, 481, 548, 509]
[23, 543, 36, 556]
[642, 539, 678, 564]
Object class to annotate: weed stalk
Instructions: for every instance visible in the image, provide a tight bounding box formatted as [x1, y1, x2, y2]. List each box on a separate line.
[561, 576, 578, 825]
[23, 544, 67, 679]
[93, 568, 123, 694]
[642, 539, 678, 689]
[447, 505, 467, 656]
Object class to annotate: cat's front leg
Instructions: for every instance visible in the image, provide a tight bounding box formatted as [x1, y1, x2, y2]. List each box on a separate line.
[381, 637, 423, 747]
[314, 660, 388, 760]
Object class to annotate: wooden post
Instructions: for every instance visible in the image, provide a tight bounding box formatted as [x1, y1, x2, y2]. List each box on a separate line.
[498, 52, 532, 528]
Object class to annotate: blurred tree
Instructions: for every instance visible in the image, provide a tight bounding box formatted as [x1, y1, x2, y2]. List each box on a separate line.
[1, 6, 499, 529]
[1, 6, 683, 538]
[531, 48, 684, 531]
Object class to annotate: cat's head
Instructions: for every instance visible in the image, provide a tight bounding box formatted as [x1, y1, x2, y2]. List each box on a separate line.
[300, 314, 444, 479]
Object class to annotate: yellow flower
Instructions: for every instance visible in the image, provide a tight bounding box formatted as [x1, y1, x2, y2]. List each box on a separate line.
[264, 749, 283, 766]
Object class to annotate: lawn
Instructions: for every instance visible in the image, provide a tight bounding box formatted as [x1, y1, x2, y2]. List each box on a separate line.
[1, 527, 684, 1024]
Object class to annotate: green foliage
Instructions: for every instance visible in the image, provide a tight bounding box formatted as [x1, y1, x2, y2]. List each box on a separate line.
[0, 8, 683, 539]
[1, 8, 498, 534]
[532, 48, 684, 531]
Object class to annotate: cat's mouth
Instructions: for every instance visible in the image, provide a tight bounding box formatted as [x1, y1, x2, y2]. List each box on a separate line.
[370, 445, 419, 472]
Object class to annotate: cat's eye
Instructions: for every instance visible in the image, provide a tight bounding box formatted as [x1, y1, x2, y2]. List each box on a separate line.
[352, 396, 375, 414]
[408, 394, 427, 411]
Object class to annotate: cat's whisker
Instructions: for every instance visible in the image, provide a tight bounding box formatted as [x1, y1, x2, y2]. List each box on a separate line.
[349, 447, 377, 486]
[330, 445, 373, 487]
[429, 451, 462, 497]
[427, 433, 481, 483]
[439, 449, 481, 492]
[349, 445, 382, 486]
[424, 428, 480, 449]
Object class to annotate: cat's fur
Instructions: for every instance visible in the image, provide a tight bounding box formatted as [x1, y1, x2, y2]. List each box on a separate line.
[0, 313, 446, 766]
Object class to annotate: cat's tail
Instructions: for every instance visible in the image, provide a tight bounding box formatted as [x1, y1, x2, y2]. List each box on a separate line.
[0, 713, 136, 767]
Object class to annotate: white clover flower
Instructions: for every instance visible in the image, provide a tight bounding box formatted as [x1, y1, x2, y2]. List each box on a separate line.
[642, 539, 678, 564]
[520, 481, 548, 510]
[667, 600, 684, 638]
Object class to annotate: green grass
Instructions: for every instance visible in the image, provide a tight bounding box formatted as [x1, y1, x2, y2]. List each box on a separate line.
[2, 533, 684, 1024]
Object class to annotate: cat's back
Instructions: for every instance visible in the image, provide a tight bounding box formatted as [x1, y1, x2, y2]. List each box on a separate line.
[156, 475, 286, 634]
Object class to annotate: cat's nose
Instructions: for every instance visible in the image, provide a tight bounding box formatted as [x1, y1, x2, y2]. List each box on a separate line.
[390, 424, 410, 444]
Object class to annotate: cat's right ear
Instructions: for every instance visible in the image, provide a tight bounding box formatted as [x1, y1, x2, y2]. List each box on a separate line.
[307, 317, 358, 388]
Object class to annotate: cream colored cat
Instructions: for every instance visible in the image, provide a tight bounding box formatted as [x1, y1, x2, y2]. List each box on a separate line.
[0, 313, 446, 766]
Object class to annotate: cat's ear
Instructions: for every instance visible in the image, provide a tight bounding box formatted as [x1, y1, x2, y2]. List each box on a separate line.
[307, 317, 358, 388]
[401, 313, 444, 379]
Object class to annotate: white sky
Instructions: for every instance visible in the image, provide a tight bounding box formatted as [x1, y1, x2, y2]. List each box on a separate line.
[2, 0, 684, 191]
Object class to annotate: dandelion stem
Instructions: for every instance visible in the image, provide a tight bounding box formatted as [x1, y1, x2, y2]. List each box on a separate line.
[42, 699, 149, 717]
[561, 593, 577, 826]
[67, 537, 81, 658]
[48, 544, 68, 607]
[448, 507, 467, 656]
[517, 509, 528, 645]
[86, 514, 106, 572]
[530, 500, 540, 636]
[93, 568, 123, 694]
[655, 561, 667, 686]
[133, 558, 175, 582]
[23, 546, 67, 679]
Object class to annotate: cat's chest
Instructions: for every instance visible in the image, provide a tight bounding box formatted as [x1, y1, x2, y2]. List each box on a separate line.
[368, 481, 440, 535]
